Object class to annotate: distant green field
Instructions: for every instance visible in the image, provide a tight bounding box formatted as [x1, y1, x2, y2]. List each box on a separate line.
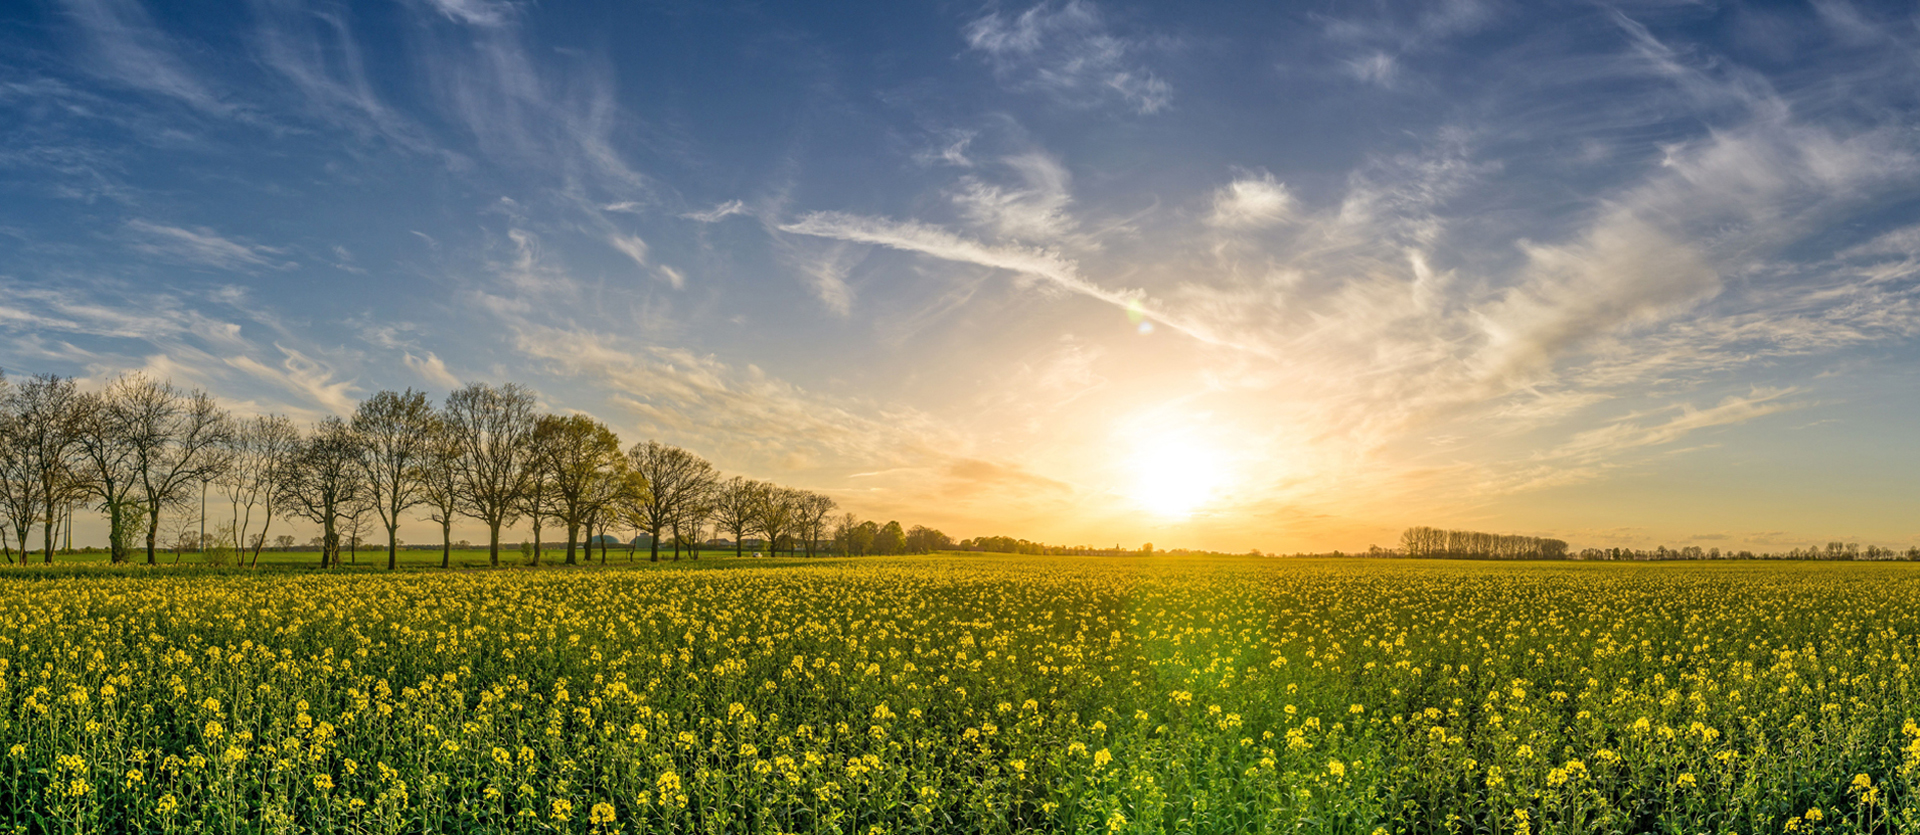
[2, 555, 1916, 833]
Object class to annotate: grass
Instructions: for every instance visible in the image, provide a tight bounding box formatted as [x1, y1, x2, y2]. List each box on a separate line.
[1, 554, 1916, 833]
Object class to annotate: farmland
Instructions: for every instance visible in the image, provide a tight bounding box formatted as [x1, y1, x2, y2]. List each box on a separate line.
[2, 555, 1917, 833]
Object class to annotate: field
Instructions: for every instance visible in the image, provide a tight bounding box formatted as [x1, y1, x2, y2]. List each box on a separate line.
[1, 555, 1916, 834]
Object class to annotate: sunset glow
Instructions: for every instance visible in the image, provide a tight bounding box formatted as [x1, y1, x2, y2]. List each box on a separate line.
[1, 1, 1917, 555]
[1126, 436, 1227, 519]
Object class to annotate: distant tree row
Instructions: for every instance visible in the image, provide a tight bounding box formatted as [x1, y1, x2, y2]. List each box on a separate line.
[0, 372, 956, 569]
[1399, 527, 1570, 560]
[822, 519, 954, 556]
[1568, 542, 1920, 561]
[958, 536, 1153, 557]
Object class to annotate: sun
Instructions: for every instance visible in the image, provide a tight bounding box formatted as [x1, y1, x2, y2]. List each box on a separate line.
[1125, 436, 1227, 518]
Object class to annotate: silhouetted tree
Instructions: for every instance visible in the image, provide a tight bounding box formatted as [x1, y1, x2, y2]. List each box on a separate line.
[220, 414, 299, 568]
[797, 492, 836, 557]
[712, 476, 758, 558]
[353, 389, 436, 571]
[535, 414, 624, 566]
[9, 375, 79, 563]
[104, 375, 232, 565]
[444, 383, 538, 568]
[276, 417, 365, 569]
[626, 440, 715, 563]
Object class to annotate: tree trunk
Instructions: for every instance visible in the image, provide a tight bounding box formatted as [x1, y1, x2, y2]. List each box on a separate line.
[488, 523, 500, 568]
[650, 528, 660, 563]
[387, 523, 399, 571]
[107, 502, 127, 564]
[322, 516, 337, 568]
[599, 521, 608, 565]
[440, 518, 451, 569]
[530, 517, 543, 566]
[565, 521, 579, 566]
[146, 505, 160, 565]
[672, 522, 681, 561]
[42, 484, 56, 563]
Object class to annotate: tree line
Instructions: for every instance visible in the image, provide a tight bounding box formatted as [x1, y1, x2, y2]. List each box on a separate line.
[1398, 526, 1571, 560]
[0, 372, 935, 569]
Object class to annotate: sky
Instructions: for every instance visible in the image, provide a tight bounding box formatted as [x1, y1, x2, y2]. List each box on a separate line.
[5, 0, 1920, 554]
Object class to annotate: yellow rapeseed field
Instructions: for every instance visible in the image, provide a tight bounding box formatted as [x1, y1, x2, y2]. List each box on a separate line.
[2, 555, 1916, 834]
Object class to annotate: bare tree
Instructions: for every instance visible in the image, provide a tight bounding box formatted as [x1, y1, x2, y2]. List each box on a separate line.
[535, 414, 624, 566]
[11, 375, 79, 563]
[220, 415, 299, 568]
[276, 417, 366, 569]
[353, 390, 436, 571]
[444, 383, 538, 568]
[417, 416, 461, 568]
[102, 376, 233, 565]
[797, 492, 837, 557]
[0, 378, 32, 563]
[343, 495, 375, 565]
[672, 478, 716, 561]
[712, 476, 758, 559]
[69, 378, 150, 563]
[514, 420, 566, 566]
[625, 440, 715, 563]
[752, 484, 801, 558]
[586, 465, 642, 565]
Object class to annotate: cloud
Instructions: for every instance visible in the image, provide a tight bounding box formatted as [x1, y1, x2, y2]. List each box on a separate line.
[683, 200, 748, 223]
[1346, 52, 1397, 87]
[411, 2, 654, 204]
[776, 240, 859, 317]
[607, 233, 649, 268]
[1207, 171, 1295, 229]
[246, 0, 435, 152]
[952, 151, 1075, 241]
[58, 0, 228, 113]
[225, 344, 358, 415]
[403, 351, 460, 390]
[508, 323, 960, 472]
[940, 458, 1072, 499]
[963, 0, 1173, 114]
[1546, 388, 1805, 465]
[1476, 212, 1718, 386]
[419, 0, 516, 27]
[125, 220, 291, 271]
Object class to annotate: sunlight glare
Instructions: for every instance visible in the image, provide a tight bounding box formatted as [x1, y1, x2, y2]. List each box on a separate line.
[1127, 436, 1226, 518]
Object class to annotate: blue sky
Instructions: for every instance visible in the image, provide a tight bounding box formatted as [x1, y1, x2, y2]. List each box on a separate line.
[5, 0, 1920, 552]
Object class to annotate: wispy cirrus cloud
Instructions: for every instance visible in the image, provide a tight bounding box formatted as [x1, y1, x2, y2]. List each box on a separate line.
[951, 151, 1075, 241]
[1206, 170, 1294, 229]
[57, 0, 228, 114]
[246, 0, 440, 155]
[778, 211, 1244, 351]
[964, 0, 1173, 115]
[125, 220, 291, 271]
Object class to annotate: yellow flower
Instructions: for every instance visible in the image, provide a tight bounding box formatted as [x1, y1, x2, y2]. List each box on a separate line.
[589, 802, 616, 824]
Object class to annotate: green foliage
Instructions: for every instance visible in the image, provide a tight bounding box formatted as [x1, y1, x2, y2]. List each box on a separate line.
[0, 556, 1915, 833]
